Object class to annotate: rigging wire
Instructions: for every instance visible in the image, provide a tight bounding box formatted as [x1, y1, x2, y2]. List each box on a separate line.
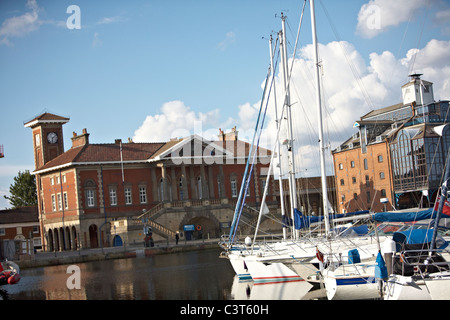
[229, 46, 281, 243]
[318, 0, 376, 112]
[407, 5, 430, 75]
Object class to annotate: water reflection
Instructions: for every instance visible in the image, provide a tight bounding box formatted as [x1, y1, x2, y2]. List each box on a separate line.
[5, 249, 236, 300]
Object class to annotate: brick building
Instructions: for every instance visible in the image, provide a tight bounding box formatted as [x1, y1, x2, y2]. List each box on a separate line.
[24, 113, 274, 251]
[0, 206, 40, 259]
[333, 74, 450, 213]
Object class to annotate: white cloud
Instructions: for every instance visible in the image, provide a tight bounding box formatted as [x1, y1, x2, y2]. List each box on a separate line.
[0, 165, 34, 178]
[131, 39, 450, 177]
[256, 39, 450, 176]
[217, 31, 236, 51]
[92, 32, 103, 47]
[132, 100, 221, 142]
[97, 16, 127, 25]
[356, 0, 431, 38]
[0, 0, 41, 45]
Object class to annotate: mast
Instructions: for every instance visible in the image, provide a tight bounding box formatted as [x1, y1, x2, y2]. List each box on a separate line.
[279, 13, 299, 239]
[269, 35, 288, 241]
[310, 0, 331, 236]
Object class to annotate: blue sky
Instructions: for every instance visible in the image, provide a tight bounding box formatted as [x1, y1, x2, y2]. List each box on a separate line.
[1, 0, 450, 209]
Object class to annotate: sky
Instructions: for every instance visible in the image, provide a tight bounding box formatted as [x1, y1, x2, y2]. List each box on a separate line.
[0, 0, 450, 209]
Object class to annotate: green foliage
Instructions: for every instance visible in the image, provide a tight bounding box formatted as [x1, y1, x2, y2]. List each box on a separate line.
[3, 170, 37, 208]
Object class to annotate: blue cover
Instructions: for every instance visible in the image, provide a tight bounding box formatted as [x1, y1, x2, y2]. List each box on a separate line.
[373, 209, 434, 222]
[392, 229, 433, 244]
[293, 209, 370, 230]
[348, 249, 360, 264]
[375, 252, 388, 280]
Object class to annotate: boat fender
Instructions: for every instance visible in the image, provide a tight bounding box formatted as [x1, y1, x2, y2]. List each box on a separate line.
[381, 238, 396, 254]
[7, 273, 20, 285]
[244, 236, 252, 246]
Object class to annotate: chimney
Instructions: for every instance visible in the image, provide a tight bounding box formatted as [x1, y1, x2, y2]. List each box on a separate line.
[218, 126, 238, 141]
[71, 128, 90, 148]
[115, 139, 122, 144]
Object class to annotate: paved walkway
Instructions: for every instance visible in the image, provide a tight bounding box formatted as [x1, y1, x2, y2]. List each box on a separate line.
[31, 237, 223, 263]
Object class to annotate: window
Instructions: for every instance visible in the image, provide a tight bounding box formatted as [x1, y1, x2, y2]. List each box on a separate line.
[231, 179, 238, 197]
[365, 175, 370, 187]
[339, 163, 343, 170]
[352, 177, 356, 184]
[63, 192, 68, 209]
[341, 194, 346, 202]
[364, 158, 368, 170]
[0, 228, 5, 236]
[51, 194, 56, 211]
[378, 155, 383, 163]
[85, 180, 96, 208]
[380, 171, 385, 180]
[50, 178, 54, 186]
[33, 226, 39, 234]
[109, 187, 117, 206]
[353, 193, 358, 200]
[57, 193, 62, 210]
[139, 186, 147, 204]
[351, 161, 355, 168]
[62, 175, 66, 183]
[381, 189, 387, 197]
[125, 187, 132, 205]
[366, 191, 371, 203]
[86, 190, 95, 207]
[35, 133, 40, 147]
[56, 176, 60, 184]
[340, 179, 345, 186]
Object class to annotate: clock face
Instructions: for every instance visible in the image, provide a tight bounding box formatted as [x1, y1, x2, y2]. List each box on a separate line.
[47, 132, 58, 144]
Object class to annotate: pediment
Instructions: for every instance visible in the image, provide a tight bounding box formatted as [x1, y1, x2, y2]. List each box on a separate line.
[150, 134, 233, 164]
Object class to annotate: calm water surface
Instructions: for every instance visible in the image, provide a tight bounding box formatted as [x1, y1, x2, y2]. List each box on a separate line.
[4, 248, 236, 300]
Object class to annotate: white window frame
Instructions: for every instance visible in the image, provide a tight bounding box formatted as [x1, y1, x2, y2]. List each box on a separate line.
[109, 187, 117, 206]
[51, 194, 56, 211]
[139, 186, 147, 204]
[63, 192, 68, 209]
[125, 187, 132, 205]
[231, 179, 237, 198]
[57, 193, 62, 211]
[86, 189, 95, 207]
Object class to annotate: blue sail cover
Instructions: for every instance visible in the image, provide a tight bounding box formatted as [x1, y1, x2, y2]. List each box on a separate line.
[392, 229, 434, 244]
[293, 209, 370, 230]
[373, 208, 435, 222]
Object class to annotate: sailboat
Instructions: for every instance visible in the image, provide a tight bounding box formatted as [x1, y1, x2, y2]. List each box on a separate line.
[383, 128, 450, 300]
[221, 0, 387, 292]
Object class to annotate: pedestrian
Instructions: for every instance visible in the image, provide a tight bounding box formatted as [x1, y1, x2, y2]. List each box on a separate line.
[175, 231, 179, 245]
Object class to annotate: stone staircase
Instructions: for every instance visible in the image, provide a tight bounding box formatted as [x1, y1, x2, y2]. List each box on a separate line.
[133, 203, 176, 239]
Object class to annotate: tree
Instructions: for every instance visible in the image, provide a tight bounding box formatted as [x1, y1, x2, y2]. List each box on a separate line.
[4, 170, 37, 208]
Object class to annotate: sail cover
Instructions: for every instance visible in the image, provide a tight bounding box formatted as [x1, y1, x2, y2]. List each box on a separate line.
[293, 209, 370, 230]
[373, 208, 435, 222]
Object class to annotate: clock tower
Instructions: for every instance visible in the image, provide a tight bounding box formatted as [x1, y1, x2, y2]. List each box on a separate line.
[24, 112, 69, 169]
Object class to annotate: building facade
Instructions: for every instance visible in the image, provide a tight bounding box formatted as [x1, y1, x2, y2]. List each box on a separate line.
[333, 74, 450, 213]
[0, 206, 40, 260]
[25, 113, 275, 251]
